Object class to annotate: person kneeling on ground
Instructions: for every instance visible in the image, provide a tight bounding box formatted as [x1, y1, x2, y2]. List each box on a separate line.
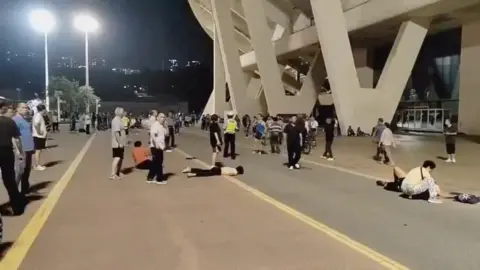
[376, 160, 442, 204]
[132, 141, 152, 170]
[182, 165, 244, 178]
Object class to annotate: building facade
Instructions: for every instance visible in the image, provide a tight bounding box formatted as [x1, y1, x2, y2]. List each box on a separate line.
[188, 0, 480, 134]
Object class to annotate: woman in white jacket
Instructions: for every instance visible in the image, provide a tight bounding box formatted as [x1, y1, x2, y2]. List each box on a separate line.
[379, 122, 395, 165]
[148, 113, 169, 184]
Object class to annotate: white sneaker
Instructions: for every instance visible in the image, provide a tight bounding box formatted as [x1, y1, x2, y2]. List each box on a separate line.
[327, 158, 335, 161]
[166, 150, 173, 153]
[155, 181, 167, 185]
[146, 179, 155, 184]
[289, 166, 294, 170]
[451, 159, 456, 163]
[109, 175, 119, 180]
[294, 164, 300, 169]
[445, 159, 452, 163]
[428, 198, 442, 204]
[34, 165, 46, 171]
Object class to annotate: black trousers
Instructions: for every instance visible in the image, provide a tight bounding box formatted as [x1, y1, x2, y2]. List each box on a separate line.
[167, 126, 175, 147]
[323, 140, 333, 157]
[270, 134, 280, 153]
[148, 148, 164, 181]
[190, 167, 221, 177]
[0, 148, 24, 212]
[17, 151, 33, 194]
[223, 133, 236, 158]
[85, 124, 91, 135]
[52, 122, 59, 132]
[136, 159, 152, 170]
[287, 142, 301, 167]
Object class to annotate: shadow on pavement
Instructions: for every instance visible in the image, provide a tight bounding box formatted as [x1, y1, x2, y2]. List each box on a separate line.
[0, 195, 46, 216]
[44, 160, 64, 168]
[0, 242, 14, 260]
[436, 156, 448, 161]
[28, 181, 53, 194]
[164, 173, 175, 180]
[121, 167, 135, 175]
[45, 144, 59, 149]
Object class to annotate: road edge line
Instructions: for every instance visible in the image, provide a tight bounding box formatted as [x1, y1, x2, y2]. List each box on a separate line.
[175, 147, 410, 270]
[0, 133, 97, 269]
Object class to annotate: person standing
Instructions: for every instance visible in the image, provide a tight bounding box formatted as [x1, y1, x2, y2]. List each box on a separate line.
[122, 111, 130, 136]
[268, 117, 283, 154]
[84, 113, 92, 135]
[379, 122, 395, 165]
[444, 119, 457, 163]
[166, 111, 176, 150]
[322, 118, 335, 160]
[0, 100, 26, 214]
[372, 118, 386, 161]
[242, 114, 251, 137]
[110, 107, 127, 180]
[284, 115, 302, 170]
[149, 113, 168, 184]
[91, 112, 97, 130]
[223, 111, 238, 159]
[209, 114, 222, 167]
[51, 111, 59, 132]
[12, 103, 35, 195]
[32, 105, 48, 171]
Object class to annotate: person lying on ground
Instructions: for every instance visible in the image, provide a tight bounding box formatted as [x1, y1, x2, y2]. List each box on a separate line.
[182, 165, 244, 178]
[376, 160, 442, 204]
[132, 141, 152, 170]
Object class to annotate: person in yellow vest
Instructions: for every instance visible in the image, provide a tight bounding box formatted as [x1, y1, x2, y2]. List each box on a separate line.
[223, 111, 239, 159]
[122, 111, 130, 136]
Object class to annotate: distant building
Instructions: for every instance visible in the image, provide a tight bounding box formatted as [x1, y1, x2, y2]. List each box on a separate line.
[112, 68, 141, 75]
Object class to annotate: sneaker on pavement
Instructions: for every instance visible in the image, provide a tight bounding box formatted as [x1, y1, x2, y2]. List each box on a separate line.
[445, 159, 452, 163]
[109, 175, 119, 180]
[155, 181, 167, 185]
[327, 158, 335, 161]
[289, 166, 294, 170]
[294, 164, 300, 169]
[428, 198, 443, 204]
[146, 179, 155, 184]
[34, 165, 46, 171]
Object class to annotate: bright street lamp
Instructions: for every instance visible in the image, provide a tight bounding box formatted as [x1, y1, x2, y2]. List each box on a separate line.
[29, 9, 55, 111]
[74, 14, 99, 114]
[74, 15, 99, 88]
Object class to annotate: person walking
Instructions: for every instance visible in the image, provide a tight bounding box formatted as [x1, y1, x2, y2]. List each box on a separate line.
[12, 103, 35, 195]
[0, 100, 26, 215]
[51, 111, 59, 132]
[84, 113, 92, 135]
[148, 113, 168, 184]
[379, 122, 395, 165]
[110, 107, 127, 180]
[223, 111, 238, 159]
[166, 111, 176, 151]
[284, 115, 302, 170]
[322, 117, 335, 160]
[209, 114, 222, 167]
[268, 117, 283, 154]
[372, 118, 386, 161]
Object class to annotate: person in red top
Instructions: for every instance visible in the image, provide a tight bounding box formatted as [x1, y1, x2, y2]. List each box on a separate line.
[132, 141, 151, 170]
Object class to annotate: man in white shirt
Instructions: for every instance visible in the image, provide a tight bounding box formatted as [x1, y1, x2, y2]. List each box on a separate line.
[84, 113, 92, 135]
[32, 105, 48, 171]
[379, 122, 395, 165]
[110, 107, 127, 180]
[148, 113, 169, 184]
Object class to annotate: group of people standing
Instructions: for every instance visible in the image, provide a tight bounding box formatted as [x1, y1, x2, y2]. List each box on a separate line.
[0, 100, 50, 215]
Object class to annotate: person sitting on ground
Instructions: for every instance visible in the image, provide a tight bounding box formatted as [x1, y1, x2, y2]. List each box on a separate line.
[132, 141, 151, 170]
[182, 165, 244, 178]
[347, 125, 355, 137]
[356, 127, 366, 136]
[376, 160, 442, 204]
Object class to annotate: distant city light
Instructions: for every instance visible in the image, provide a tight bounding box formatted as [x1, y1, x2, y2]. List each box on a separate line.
[29, 9, 55, 33]
[74, 15, 99, 33]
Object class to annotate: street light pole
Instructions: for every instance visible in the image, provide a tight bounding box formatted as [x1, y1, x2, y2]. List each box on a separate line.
[57, 96, 61, 121]
[85, 32, 89, 87]
[44, 32, 50, 111]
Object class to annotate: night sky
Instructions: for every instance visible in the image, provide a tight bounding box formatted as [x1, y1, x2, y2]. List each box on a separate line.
[0, 0, 213, 69]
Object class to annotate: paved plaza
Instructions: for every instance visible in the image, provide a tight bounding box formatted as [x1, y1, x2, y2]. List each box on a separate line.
[1, 126, 480, 269]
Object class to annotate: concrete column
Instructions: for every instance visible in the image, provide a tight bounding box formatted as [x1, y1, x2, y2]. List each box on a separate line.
[459, 21, 480, 135]
[211, 0, 248, 113]
[353, 48, 374, 88]
[241, 0, 285, 115]
[310, 0, 361, 132]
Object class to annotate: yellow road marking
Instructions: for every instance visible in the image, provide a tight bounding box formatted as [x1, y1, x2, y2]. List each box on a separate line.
[175, 147, 410, 270]
[0, 134, 97, 270]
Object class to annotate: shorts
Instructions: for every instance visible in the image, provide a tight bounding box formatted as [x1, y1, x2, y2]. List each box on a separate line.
[446, 143, 455, 154]
[33, 137, 47, 150]
[112, 147, 125, 158]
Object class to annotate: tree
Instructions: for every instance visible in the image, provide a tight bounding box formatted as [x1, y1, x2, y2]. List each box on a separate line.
[48, 76, 98, 114]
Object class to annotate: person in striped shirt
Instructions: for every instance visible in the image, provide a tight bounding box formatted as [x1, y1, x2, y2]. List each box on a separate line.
[268, 117, 283, 154]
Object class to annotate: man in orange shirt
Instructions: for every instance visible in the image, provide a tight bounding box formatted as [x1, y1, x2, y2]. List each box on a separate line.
[132, 141, 151, 170]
